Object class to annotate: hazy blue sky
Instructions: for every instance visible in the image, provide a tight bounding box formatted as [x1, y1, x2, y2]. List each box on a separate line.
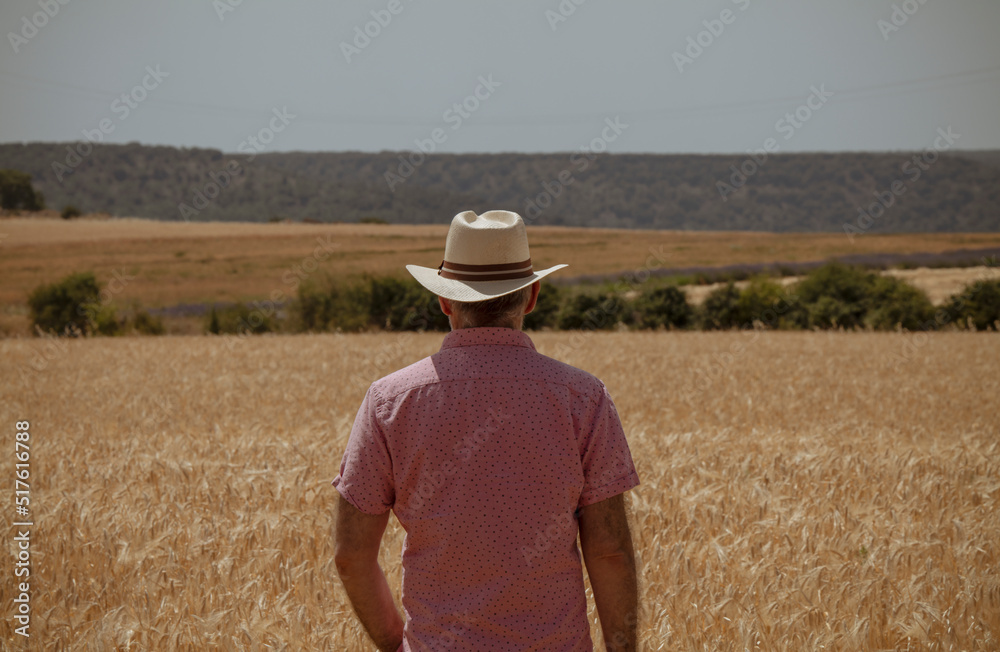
[1, 0, 998, 155]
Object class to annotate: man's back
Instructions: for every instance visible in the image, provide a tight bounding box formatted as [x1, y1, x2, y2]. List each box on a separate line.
[334, 327, 639, 650]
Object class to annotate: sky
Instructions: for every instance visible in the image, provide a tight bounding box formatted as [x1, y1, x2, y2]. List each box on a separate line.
[1, 0, 999, 156]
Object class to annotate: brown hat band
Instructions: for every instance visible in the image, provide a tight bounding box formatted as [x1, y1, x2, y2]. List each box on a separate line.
[437, 258, 534, 282]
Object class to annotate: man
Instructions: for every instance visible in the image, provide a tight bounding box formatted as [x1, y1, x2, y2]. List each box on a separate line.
[332, 210, 640, 651]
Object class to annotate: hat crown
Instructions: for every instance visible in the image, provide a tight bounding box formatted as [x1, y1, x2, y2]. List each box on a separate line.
[444, 210, 530, 266]
[405, 208, 566, 302]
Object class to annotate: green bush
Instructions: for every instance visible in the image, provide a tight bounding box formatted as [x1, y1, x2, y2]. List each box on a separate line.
[130, 309, 165, 335]
[556, 292, 626, 330]
[295, 276, 370, 332]
[631, 285, 693, 329]
[24, 271, 164, 336]
[700, 282, 742, 330]
[207, 307, 221, 334]
[737, 276, 798, 329]
[792, 263, 875, 329]
[784, 263, 943, 330]
[945, 279, 1000, 330]
[294, 275, 447, 333]
[90, 302, 124, 336]
[205, 303, 276, 335]
[28, 272, 102, 336]
[293, 280, 331, 332]
[0, 169, 45, 211]
[61, 205, 82, 219]
[367, 276, 446, 331]
[523, 282, 562, 330]
[865, 276, 936, 330]
[698, 277, 799, 330]
[808, 296, 854, 329]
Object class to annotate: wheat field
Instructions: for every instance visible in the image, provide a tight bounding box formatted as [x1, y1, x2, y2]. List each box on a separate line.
[1, 331, 998, 651]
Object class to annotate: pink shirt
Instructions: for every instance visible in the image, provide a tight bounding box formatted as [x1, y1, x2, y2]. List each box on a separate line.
[333, 327, 639, 651]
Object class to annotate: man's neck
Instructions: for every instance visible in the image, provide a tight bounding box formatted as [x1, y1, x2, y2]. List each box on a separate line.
[449, 318, 524, 331]
[451, 324, 521, 331]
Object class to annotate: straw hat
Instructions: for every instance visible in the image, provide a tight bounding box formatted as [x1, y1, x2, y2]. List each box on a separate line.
[406, 210, 567, 302]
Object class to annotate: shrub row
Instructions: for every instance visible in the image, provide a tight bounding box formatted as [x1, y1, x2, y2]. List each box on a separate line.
[293, 274, 449, 333]
[700, 264, 1000, 331]
[26, 264, 1000, 337]
[27, 272, 164, 336]
[284, 264, 999, 333]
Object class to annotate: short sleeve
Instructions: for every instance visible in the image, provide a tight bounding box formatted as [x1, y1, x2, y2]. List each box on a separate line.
[577, 383, 639, 508]
[331, 384, 395, 514]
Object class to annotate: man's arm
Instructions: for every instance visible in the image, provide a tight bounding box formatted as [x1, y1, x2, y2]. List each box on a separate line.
[578, 492, 638, 652]
[334, 493, 404, 652]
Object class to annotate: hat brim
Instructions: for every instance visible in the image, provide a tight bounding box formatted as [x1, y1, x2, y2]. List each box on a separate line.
[406, 264, 568, 302]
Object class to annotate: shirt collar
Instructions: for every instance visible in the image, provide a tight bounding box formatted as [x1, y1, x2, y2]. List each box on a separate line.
[440, 327, 537, 352]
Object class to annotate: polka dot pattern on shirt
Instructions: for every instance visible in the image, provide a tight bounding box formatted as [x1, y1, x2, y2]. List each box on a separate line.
[332, 327, 639, 651]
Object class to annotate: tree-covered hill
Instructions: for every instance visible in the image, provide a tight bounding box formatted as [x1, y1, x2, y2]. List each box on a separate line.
[1, 142, 998, 231]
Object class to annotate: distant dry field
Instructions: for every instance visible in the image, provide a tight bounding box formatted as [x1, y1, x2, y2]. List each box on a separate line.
[1, 331, 997, 650]
[2, 216, 1000, 334]
[682, 265, 1000, 306]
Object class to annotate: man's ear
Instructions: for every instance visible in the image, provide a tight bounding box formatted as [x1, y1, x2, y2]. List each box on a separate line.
[524, 281, 541, 315]
[438, 296, 454, 316]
